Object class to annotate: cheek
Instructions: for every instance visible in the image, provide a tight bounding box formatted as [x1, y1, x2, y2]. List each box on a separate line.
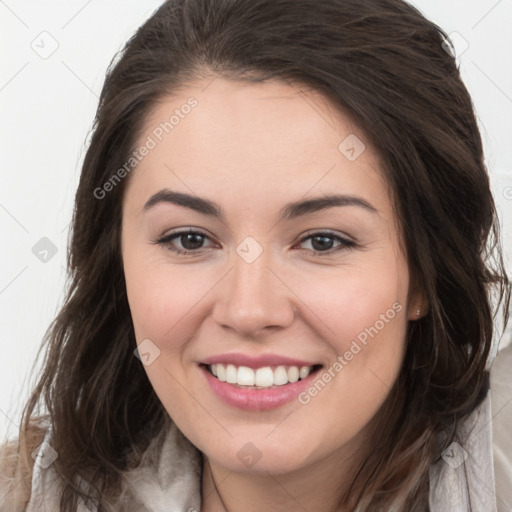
[123, 262, 207, 423]
[292, 262, 407, 351]
[124, 260, 212, 344]
[289, 298, 407, 461]
[290, 261, 408, 420]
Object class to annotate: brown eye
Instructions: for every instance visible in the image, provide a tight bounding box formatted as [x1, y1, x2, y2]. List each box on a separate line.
[298, 231, 356, 255]
[178, 232, 206, 250]
[155, 228, 215, 254]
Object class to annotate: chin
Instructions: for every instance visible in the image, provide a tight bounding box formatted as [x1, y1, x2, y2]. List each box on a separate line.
[200, 433, 322, 475]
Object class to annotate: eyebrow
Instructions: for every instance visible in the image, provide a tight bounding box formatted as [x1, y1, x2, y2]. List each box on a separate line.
[143, 189, 378, 221]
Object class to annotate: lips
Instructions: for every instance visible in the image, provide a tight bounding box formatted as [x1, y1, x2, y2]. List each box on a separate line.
[201, 352, 320, 369]
[199, 353, 323, 410]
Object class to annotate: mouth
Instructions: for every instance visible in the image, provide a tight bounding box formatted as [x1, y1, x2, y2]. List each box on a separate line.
[201, 363, 323, 389]
[199, 353, 325, 410]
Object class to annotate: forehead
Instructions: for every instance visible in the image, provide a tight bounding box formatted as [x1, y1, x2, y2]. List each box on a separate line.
[124, 77, 390, 216]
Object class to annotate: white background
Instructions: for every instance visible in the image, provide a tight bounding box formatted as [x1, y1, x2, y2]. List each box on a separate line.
[1, 0, 511, 439]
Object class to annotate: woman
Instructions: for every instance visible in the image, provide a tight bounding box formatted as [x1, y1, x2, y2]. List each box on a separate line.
[1, 0, 511, 510]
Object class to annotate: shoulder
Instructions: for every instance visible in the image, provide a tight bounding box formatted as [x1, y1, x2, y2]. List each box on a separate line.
[0, 422, 47, 511]
[490, 342, 512, 511]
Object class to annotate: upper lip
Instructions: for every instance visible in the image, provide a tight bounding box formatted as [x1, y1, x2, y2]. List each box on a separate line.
[201, 353, 321, 369]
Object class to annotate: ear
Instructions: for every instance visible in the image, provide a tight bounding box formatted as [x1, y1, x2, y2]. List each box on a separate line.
[407, 288, 429, 321]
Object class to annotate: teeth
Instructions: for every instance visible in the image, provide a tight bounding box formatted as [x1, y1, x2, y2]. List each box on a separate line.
[299, 366, 310, 379]
[274, 365, 288, 385]
[207, 363, 315, 388]
[226, 364, 237, 384]
[237, 366, 255, 386]
[216, 364, 226, 382]
[287, 366, 299, 383]
[255, 367, 274, 387]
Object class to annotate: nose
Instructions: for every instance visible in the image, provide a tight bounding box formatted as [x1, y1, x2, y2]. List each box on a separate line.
[212, 248, 296, 337]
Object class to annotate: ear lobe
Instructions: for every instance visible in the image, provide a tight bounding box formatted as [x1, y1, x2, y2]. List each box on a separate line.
[407, 292, 429, 320]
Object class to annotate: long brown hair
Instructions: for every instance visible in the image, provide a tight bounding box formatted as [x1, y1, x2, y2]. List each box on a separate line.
[14, 0, 510, 510]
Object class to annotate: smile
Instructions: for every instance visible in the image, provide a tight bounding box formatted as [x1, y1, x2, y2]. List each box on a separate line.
[206, 363, 319, 389]
[199, 356, 324, 410]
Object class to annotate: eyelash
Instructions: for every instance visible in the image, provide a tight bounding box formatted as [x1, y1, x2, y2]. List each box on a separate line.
[152, 228, 357, 256]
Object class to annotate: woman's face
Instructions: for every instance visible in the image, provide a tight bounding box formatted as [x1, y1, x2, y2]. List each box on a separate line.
[121, 77, 422, 475]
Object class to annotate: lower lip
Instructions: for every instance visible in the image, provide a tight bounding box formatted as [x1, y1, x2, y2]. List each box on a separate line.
[200, 365, 321, 411]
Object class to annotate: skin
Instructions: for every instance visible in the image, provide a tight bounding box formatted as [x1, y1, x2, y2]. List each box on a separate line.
[121, 76, 425, 511]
